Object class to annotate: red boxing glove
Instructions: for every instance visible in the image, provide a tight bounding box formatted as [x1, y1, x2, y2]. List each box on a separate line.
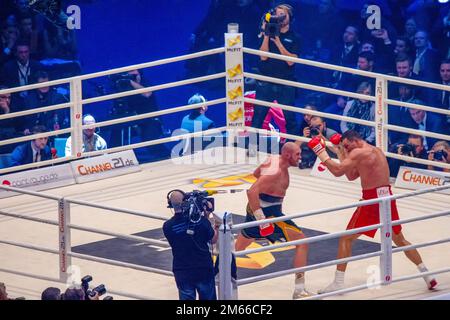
[254, 208, 274, 237]
[330, 133, 342, 145]
[307, 136, 330, 162]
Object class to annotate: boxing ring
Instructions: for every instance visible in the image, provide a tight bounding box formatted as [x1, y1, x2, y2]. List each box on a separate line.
[0, 30, 449, 300]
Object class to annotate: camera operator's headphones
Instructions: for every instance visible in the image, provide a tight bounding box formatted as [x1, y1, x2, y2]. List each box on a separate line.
[275, 3, 294, 22]
[167, 189, 186, 209]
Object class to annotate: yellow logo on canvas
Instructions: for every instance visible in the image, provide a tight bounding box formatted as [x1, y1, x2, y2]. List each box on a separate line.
[227, 35, 241, 47]
[212, 242, 295, 269]
[228, 86, 242, 100]
[227, 64, 242, 78]
[228, 107, 243, 122]
[193, 173, 256, 188]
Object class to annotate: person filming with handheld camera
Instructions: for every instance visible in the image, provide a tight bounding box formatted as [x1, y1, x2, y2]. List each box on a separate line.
[249, 3, 299, 154]
[163, 190, 219, 300]
[108, 69, 169, 160]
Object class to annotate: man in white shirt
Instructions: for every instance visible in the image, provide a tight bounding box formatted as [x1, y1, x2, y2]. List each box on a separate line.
[65, 114, 107, 156]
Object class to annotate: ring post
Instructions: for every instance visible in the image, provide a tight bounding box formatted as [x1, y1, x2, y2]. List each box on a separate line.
[58, 198, 72, 283]
[70, 78, 83, 159]
[217, 211, 233, 300]
[375, 77, 388, 151]
[225, 24, 245, 148]
[379, 197, 393, 285]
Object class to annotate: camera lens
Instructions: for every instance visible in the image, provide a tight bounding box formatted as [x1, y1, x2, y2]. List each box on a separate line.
[310, 126, 321, 137]
[434, 150, 448, 161]
[93, 284, 106, 296]
[401, 143, 415, 156]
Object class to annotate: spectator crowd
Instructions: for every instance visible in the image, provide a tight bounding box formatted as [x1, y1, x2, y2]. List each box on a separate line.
[0, 0, 448, 176]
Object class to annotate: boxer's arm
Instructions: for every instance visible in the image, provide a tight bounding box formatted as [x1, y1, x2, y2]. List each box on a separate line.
[247, 173, 275, 214]
[253, 157, 272, 178]
[253, 166, 262, 179]
[335, 146, 360, 180]
[247, 179, 263, 213]
[324, 149, 361, 177]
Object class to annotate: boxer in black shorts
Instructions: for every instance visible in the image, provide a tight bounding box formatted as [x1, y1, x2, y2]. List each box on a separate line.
[235, 142, 311, 299]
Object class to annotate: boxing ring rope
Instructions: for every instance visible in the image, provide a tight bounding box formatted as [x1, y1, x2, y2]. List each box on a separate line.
[243, 47, 450, 92]
[216, 184, 450, 299]
[300, 267, 450, 300]
[0, 184, 172, 299]
[1, 42, 449, 172]
[242, 124, 450, 170]
[242, 48, 450, 170]
[0, 30, 449, 300]
[0, 46, 228, 175]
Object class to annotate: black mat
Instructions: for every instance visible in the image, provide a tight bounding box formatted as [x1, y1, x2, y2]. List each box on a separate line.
[73, 215, 382, 279]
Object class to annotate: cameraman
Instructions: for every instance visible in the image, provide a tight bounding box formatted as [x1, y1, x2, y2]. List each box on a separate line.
[250, 4, 299, 151]
[427, 141, 450, 173]
[298, 116, 337, 169]
[109, 69, 169, 160]
[163, 190, 218, 300]
[388, 134, 428, 177]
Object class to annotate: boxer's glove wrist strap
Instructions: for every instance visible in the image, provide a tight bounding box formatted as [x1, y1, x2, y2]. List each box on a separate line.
[253, 208, 266, 220]
[308, 136, 331, 162]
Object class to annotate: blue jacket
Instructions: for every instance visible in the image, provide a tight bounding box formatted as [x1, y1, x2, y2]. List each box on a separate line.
[11, 142, 52, 167]
[181, 114, 214, 133]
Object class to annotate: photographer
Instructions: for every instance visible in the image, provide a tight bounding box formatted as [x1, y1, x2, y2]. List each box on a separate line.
[61, 286, 99, 300]
[109, 69, 169, 160]
[163, 190, 218, 300]
[250, 4, 299, 152]
[427, 141, 450, 173]
[388, 134, 428, 177]
[41, 287, 61, 300]
[298, 116, 337, 169]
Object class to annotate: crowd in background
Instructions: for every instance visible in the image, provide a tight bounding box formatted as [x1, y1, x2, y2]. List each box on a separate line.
[0, 0, 449, 175]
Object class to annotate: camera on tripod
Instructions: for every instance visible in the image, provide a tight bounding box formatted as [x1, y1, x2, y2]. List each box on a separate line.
[109, 73, 138, 92]
[260, 10, 287, 38]
[81, 275, 113, 300]
[28, 0, 69, 28]
[108, 73, 139, 118]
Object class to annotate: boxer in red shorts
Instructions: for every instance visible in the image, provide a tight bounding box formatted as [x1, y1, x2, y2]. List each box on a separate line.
[308, 129, 437, 294]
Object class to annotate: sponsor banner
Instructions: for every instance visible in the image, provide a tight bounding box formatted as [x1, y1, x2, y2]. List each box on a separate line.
[71, 150, 141, 184]
[310, 158, 360, 183]
[0, 164, 76, 199]
[395, 166, 450, 195]
[225, 32, 245, 129]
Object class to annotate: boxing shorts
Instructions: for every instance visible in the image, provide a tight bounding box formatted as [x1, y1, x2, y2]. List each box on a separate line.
[347, 185, 402, 238]
[241, 193, 303, 243]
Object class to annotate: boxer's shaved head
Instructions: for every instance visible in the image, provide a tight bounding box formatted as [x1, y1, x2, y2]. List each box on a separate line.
[281, 142, 301, 166]
[281, 142, 298, 154]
